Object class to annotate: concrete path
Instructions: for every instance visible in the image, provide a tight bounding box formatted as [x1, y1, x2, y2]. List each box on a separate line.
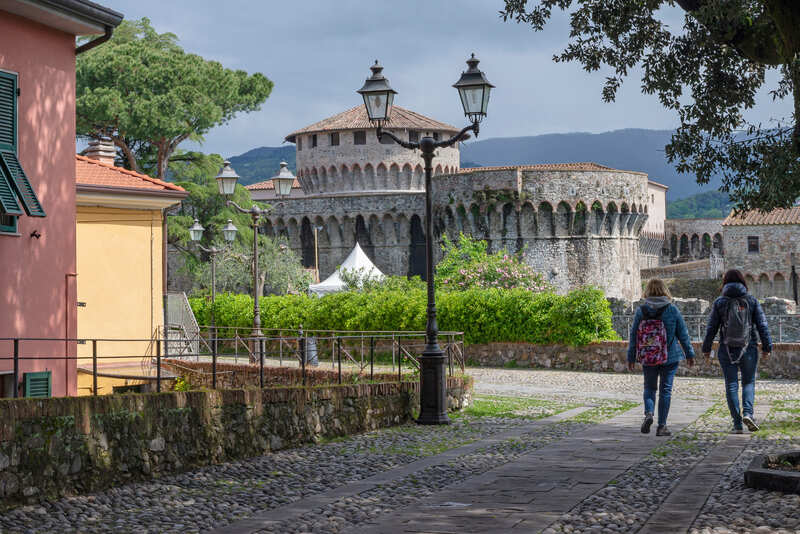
[348, 402, 709, 533]
[210, 406, 591, 534]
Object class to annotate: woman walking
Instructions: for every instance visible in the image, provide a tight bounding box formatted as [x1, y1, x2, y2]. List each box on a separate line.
[627, 279, 695, 436]
[702, 270, 772, 433]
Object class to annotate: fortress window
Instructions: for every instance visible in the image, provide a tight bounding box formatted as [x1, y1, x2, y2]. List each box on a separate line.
[748, 236, 759, 253]
[433, 132, 440, 141]
[380, 132, 394, 145]
[330, 132, 339, 146]
[354, 131, 366, 145]
[311, 134, 318, 148]
[297, 138, 302, 151]
[409, 130, 419, 143]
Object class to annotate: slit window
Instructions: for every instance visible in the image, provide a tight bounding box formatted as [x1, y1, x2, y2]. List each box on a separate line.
[432, 132, 440, 141]
[353, 131, 366, 145]
[330, 132, 339, 146]
[297, 138, 302, 151]
[409, 130, 419, 143]
[311, 134, 317, 148]
[747, 236, 759, 253]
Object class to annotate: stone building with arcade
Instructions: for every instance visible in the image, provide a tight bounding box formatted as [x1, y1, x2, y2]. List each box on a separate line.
[249, 105, 669, 301]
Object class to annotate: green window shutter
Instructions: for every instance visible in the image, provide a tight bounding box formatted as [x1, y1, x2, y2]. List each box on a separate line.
[23, 371, 51, 398]
[0, 71, 15, 152]
[0, 150, 45, 217]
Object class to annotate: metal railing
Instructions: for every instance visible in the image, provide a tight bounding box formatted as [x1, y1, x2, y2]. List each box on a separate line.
[0, 329, 465, 398]
[612, 314, 800, 343]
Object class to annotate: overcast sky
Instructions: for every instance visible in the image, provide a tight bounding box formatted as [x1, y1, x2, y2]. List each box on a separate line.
[100, 0, 792, 159]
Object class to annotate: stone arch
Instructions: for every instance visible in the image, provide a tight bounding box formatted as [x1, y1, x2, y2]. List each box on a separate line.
[670, 234, 678, 258]
[342, 216, 356, 248]
[690, 234, 700, 258]
[702, 233, 712, 258]
[605, 202, 618, 236]
[382, 213, 397, 245]
[409, 214, 426, 279]
[413, 164, 424, 190]
[774, 272, 787, 299]
[328, 166, 338, 192]
[368, 214, 384, 247]
[679, 234, 689, 257]
[434, 164, 443, 176]
[313, 215, 328, 246]
[401, 163, 413, 190]
[263, 219, 275, 238]
[319, 167, 328, 193]
[310, 168, 319, 193]
[590, 201, 604, 235]
[300, 217, 314, 268]
[340, 164, 351, 191]
[758, 273, 771, 299]
[519, 202, 537, 238]
[619, 202, 631, 236]
[444, 206, 458, 241]
[364, 164, 375, 190]
[352, 164, 364, 190]
[326, 216, 342, 248]
[455, 204, 470, 236]
[538, 202, 554, 237]
[572, 201, 587, 235]
[395, 214, 410, 246]
[287, 218, 301, 250]
[389, 163, 400, 190]
[273, 217, 288, 240]
[713, 233, 723, 255]
[745, 274, 756, 294]
[376, 163, 388, 190]
[501, 202, 520, 251]
[555, 201, 572, 236]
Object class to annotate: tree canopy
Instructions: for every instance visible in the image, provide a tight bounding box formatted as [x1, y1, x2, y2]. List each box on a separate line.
[76, 18, 273, 179]
[501, 1, 800, 212]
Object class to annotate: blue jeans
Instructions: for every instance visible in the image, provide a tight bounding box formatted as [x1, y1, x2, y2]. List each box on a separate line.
[643, 361, 679, 427]
[717, 346, 758, 429]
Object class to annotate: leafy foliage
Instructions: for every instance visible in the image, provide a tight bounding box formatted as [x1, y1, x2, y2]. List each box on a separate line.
[76, 18, 273, 178]
[501, 1, 800, 212]
[666, 191, 733, 219]
[189, 286, 617, 346]
[436, 234, 550, 291]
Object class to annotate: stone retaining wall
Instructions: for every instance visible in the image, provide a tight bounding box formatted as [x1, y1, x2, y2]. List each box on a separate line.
[0, 377, 472, 508]
[467, 341, 800, 379]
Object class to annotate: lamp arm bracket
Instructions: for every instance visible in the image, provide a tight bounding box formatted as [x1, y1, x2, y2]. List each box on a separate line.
[376, 127, 418, 150]
[226, 200, 250, 214]
[434, 122, 479, 149]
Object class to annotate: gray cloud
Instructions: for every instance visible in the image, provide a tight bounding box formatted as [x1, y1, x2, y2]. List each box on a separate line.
[100, 0, 792, 160]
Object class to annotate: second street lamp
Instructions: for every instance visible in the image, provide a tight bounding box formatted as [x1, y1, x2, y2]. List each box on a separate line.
[358, 54, 494, 425]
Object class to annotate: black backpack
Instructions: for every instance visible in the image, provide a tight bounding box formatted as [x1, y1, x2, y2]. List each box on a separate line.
[722, 296, 752, 356]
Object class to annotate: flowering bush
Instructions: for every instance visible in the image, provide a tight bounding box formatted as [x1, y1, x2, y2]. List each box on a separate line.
[436, 234, 549, 292]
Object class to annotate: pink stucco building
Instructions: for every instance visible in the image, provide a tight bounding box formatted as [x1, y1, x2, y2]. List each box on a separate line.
[0, 0, 123, 397]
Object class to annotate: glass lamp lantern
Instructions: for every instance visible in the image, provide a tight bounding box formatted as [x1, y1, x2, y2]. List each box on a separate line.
[189, 219, 204, 242]
[357, 60, 397, 125]
[222, 219, 238, 243]
[270, 161, 296, 198]
[215, 160, 240, 196]
[453, 53, 494, 123]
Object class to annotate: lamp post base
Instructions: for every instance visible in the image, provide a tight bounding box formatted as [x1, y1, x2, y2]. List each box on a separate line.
[416, 348, 450, 425]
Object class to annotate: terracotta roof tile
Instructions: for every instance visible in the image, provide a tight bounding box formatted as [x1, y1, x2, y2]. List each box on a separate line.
[75, 155, 186, 192]
[458, 162, 645, 174]
[246, 178, 302, 191]
[723, 206, 800, 226]
[285, 105, 460, 142]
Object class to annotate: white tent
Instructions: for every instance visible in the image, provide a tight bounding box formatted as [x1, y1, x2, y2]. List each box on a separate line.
[309, 242, 384, 295]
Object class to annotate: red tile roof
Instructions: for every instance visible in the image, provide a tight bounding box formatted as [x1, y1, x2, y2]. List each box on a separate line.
[75, 155, 185, 192]
[246, 178, 302, 191]
[459, 162, 646, 175]
[723, 206, 800, 226]
[285, 105, 460, 142]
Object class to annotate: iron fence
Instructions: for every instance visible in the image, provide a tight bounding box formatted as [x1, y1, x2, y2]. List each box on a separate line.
[0, 330, 465, 398]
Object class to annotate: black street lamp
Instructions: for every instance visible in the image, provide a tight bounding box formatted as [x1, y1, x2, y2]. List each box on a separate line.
[215, 161, 294, 361]
[189, 217, 237, 351]
[358, 55, 494, 425]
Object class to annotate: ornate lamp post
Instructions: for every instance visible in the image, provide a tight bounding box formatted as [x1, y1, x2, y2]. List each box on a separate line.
[357, 55, 493, 425]
[215, 161, 295, 358]
[189, 218, 238, 350]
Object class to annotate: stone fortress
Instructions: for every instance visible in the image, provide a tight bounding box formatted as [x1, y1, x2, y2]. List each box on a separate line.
[249, 105, 670, 301]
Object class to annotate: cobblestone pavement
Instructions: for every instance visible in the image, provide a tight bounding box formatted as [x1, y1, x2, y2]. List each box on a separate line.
[1, 368, 799, 534]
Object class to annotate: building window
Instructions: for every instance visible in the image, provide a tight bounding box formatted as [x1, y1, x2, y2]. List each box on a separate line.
[297, 137, 302, 151]
[354, 131, 366, 145]
[0, 70, 44, 231]
[409, 130, 419, 143]
[379, 132, 394, 145]
[330, 132, 339, 146]
[748, 236, 759, 253]
[651, 194, 655, 204]
[311, 134, 317, 148]
[433, 132, 440, 141]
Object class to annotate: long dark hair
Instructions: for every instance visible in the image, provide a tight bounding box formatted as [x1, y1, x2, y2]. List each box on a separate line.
[721, 269, 748, 292]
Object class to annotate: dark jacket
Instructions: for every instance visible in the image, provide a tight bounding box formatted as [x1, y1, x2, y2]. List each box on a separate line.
[627, 298, 696, 364]
[701, 282, 772, 357]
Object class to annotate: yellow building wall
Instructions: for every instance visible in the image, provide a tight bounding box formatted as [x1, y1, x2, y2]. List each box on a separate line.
[76, 206, 164, 395]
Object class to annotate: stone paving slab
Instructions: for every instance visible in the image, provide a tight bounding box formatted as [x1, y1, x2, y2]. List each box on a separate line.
[210, 406, 591, 534]
[638, 404, 771, 534]
[347, 401, 709, 533]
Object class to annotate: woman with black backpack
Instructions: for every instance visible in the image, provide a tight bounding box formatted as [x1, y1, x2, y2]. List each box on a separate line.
[627, 279, 696, 436]
[702, 269, 772, 433]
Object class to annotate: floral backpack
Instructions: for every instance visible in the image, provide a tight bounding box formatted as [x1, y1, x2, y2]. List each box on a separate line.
[635, 306, 669, 366]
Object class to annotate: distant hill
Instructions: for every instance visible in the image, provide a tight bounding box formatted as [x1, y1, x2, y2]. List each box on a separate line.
[227, 146, 295, 186]
[460, 129, 720, 201]
[666, 190, 732, 219]
[229, 129, 724, 199]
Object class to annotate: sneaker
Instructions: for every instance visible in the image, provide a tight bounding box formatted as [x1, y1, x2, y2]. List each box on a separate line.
[641, 413, 654, 434]
[731, 427, 744, 434]
[656, 426, 671, 437]
[742, 415, 760, 432]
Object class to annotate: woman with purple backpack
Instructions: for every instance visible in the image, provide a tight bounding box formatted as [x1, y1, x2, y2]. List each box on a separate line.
[627, 279, 696, 436]
[701, 269, 771, 434]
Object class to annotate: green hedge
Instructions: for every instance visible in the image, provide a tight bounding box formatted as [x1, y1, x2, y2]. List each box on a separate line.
[189, 287, 618, 346]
